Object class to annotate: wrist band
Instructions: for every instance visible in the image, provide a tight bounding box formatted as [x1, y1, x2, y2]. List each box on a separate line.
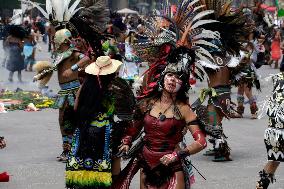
[71, 64, 79, 71]
[172, 151, 178, 159]
[177, 149, 190, 159]
[79, 54, 85, 60]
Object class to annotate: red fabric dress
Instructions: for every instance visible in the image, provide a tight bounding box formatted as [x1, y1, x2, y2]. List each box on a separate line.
[271, 39, 281, 61]
[142, 114, 185, 169]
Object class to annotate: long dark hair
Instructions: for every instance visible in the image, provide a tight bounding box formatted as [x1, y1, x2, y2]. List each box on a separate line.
[76, 73, 116, 128]
[8, 25, 28, 39]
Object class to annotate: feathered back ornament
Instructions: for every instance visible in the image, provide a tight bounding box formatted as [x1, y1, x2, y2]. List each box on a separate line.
[69, 0, 110, 57]
[135, 0, 221, 63]
[75, 0, 109, 34]
[111, 78, 136, 121]
[200, 0, 251, 56]
[132, 0, 222, 97]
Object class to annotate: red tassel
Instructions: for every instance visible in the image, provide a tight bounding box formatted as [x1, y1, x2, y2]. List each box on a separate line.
[189, 78, 196, 85]
[0, 172, 10, 182]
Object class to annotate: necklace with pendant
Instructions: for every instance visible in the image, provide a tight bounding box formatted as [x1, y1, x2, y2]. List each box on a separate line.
[158, 102, 173, 121]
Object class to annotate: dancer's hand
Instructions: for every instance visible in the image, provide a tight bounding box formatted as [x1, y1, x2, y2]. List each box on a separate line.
[160, 152, 178, 166]
[118, 144, 130, 153]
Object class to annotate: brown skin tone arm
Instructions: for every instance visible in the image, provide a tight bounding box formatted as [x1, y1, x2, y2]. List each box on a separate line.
[62, 53, 90, 78]
[74, 52, 91, 69]
[160, 104, 206, 166]
[181, 104, 206, 155]
[186, 125, 206, 154]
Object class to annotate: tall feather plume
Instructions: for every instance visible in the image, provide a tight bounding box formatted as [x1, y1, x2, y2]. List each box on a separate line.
[52, 0, 65, 21]
[21, 0, 49, 18]
[21, 0, 82, 23]
[65, 0, 82, 21]
[45, 0, 52, 17]
[130, 0, 221, 91]
[172, 0, 221, 71]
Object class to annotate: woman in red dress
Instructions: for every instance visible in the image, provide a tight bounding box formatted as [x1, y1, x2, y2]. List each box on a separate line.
[113, 50, 207, 189]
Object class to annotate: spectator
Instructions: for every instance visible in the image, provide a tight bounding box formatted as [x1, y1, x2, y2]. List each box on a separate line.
[4, 25, 26, 82]
[23, 27, 36, 71]
[271, 29, 282, 69]
[136, 24, 148, 43]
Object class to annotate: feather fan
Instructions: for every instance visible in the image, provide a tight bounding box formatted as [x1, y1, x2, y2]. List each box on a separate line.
[112, 78, 136, 121]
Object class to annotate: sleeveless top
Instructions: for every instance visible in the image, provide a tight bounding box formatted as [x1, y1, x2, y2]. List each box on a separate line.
[142, 113, 186, 169]
[144, 114, 185, 152]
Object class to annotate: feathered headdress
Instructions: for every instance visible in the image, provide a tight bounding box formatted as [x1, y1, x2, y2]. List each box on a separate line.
[132, 0, 220, 97]
[21, 0, 82, 31]
[23, 0, 109, 57]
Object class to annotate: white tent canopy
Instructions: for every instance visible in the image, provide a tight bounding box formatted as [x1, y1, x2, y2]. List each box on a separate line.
[117, 8, 138, 15]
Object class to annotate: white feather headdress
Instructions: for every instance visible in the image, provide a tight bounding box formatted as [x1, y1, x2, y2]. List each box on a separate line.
[21, 0, 82, 23]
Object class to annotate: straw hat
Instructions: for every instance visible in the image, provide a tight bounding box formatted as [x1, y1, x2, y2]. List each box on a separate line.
[85, 56, 122, 76]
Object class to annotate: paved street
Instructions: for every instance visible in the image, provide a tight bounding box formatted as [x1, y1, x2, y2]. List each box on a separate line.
[0, 41, 284, 189]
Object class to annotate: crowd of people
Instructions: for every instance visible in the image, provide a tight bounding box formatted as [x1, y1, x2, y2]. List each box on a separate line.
[1, 15, 53, 81]
[1, 0, 284, 188]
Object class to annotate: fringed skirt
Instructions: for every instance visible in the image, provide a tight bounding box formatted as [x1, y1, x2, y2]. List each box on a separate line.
[264, 118, 284, 162]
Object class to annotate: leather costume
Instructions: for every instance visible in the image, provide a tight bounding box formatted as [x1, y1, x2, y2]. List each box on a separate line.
[112, 101, 193, 189]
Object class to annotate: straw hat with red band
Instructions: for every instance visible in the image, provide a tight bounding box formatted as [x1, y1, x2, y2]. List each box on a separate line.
[85, 56, 123, 76]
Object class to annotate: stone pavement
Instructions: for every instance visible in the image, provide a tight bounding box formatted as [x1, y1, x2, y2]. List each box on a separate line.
[0, 41, 284, 189]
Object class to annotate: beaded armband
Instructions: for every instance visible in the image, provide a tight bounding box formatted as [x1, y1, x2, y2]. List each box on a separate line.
[71, 64, 79, 72]
[187, 119, 199, 126]
[78, 53, 85, 60]
[177, 149, 191, 159]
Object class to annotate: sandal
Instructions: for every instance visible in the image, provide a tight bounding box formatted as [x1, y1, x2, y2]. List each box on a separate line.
[57, 151, 68, 162]
[203, 149, 216, 156]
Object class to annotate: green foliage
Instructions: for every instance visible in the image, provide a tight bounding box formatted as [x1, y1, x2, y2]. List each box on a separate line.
[0, 90, 56, 111]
